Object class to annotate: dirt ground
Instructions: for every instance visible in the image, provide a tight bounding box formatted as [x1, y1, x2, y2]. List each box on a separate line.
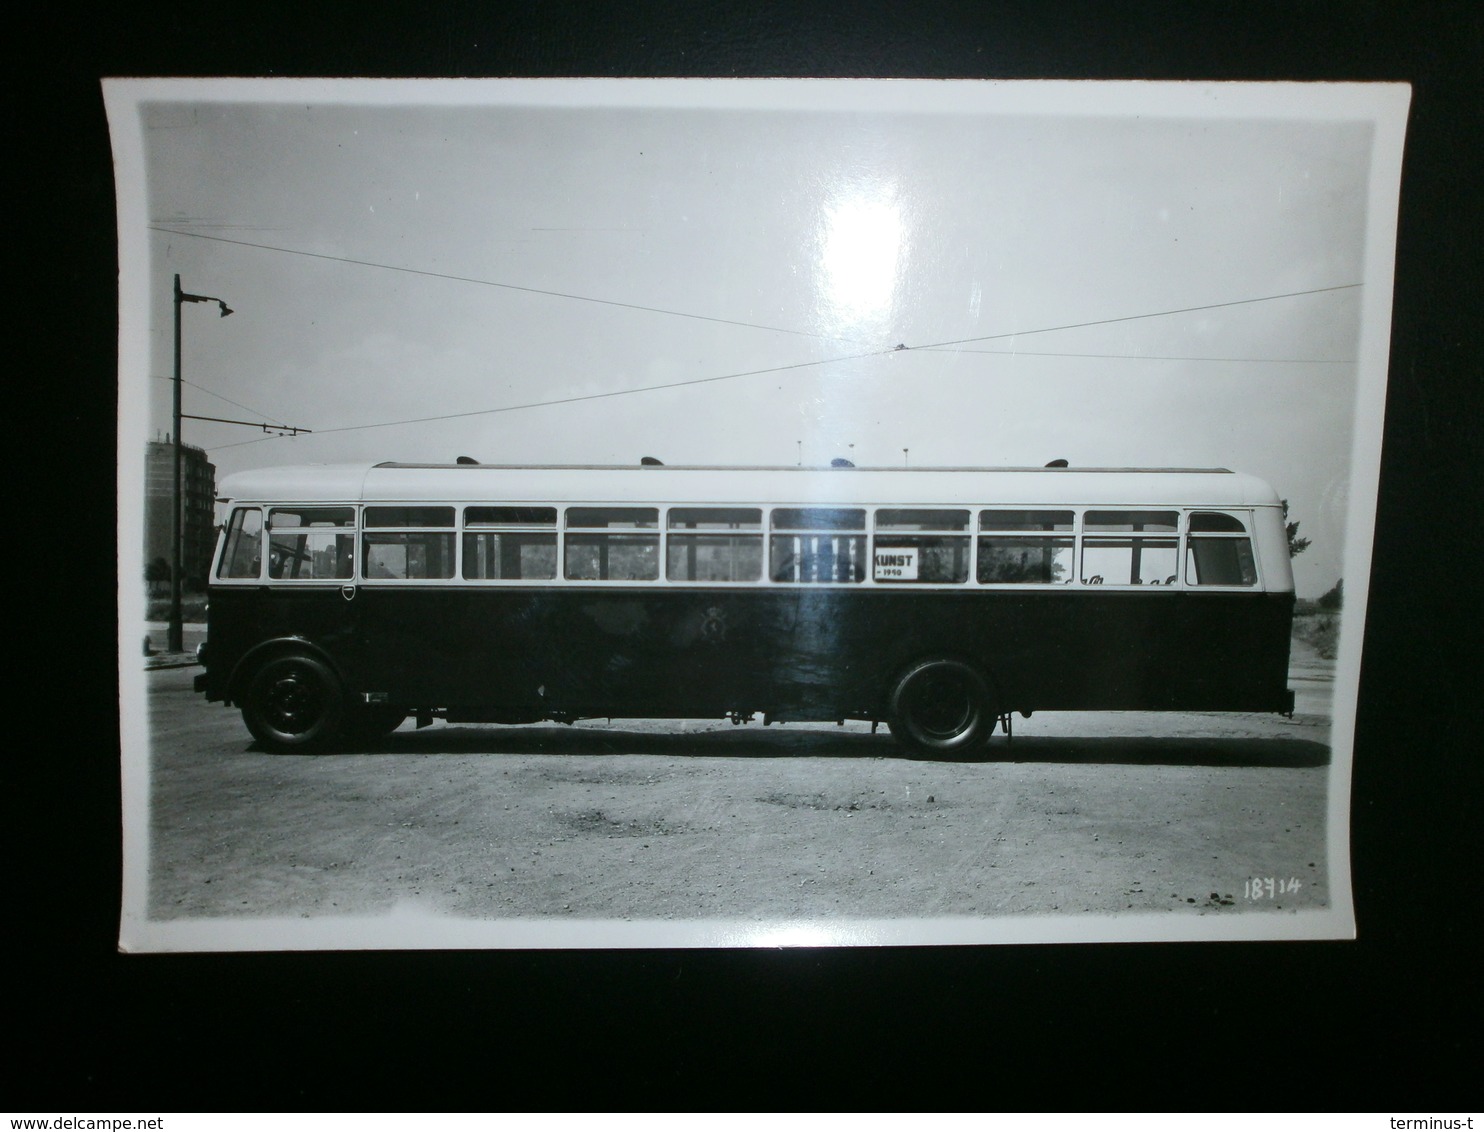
[141, 636, 1335, 928]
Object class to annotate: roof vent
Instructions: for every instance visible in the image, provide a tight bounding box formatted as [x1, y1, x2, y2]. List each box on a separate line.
[455, 456, 480, 465]
[640, 456, 664, 466]
[1044, 458, 1069, 468]
[830, 457, 855, 468]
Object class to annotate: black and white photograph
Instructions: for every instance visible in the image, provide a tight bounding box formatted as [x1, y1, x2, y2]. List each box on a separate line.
[108, 78, 1409, 951]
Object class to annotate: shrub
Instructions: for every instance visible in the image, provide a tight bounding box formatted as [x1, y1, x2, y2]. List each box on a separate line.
[1318, 579, 1343, 611]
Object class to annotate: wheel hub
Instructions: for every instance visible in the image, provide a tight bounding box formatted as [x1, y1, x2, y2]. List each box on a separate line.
[912, 674, 973, 737]
[266, 674, 321, 733]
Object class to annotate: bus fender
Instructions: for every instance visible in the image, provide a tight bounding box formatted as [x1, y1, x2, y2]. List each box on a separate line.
[227, 636, 348, 704]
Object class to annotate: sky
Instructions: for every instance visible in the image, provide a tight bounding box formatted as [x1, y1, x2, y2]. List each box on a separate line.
[116, 81, 1403, 598]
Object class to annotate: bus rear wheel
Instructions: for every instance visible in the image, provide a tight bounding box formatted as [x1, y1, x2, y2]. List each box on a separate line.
[241, 654, 347, 752]
[887, 659, 993, 756]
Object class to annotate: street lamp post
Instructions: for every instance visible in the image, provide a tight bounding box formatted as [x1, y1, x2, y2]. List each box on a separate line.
[170, 274, 232, 653]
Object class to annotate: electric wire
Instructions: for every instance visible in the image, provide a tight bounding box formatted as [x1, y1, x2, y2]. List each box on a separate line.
[281, 282, 1366, 440]
[153, 374, 291, 426]
[160, 221, 1360, 449]
[149, 226, 866, 344]
[921, 283, 1360, 351]
[916, 348, 1357, 364]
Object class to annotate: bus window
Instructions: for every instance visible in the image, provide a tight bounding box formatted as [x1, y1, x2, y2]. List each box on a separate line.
[769, 508, 866, 583]
[567, 507, 658, 529]
[874, 509, 969, 583]
[463, 506, 557, 580]
[1081, 538, 1178, 585]
[267, 506, 355, 580]
[363, 506, 455, 528]
[1084, 510, 1178, 532]
[1079, 510, 1179, 586]
[1187, 538, 1257, 586]
[976, 511, 1075, 584]
[362, 507, 454, 580]
[1186, 511, 1257, 585]
[979, 509, 1074, 531]
[565, 507, 659, 581]
[219, 507, 263, 579]
[1189, 511, 1247, 533]
[978, 537, 1074, 584]
[364, 534, 455, 579]
[667, 508, 762, 582]
[465, 506, 559, 526]
[879, 509, 970, 531]
[268, 507, 356, 529]
[1185, 511, 1257, 586]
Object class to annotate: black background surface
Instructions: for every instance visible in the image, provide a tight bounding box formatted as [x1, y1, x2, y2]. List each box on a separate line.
[18, 0, 1479, 1109]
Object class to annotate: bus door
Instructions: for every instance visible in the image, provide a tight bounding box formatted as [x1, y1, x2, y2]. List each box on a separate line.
[256, 505, 361, 671]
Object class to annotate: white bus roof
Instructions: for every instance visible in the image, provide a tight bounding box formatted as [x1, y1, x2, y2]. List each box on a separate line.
[217, 463, 1284, 509]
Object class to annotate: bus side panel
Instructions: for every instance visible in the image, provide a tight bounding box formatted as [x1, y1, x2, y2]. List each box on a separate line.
[934, 589, 1294, 714]
[1164, 590, 1295, 711]
[525, 588, 1295, 720]
[536, 589, 795, 717]
[764, 589, 1295, 718]
[204, 585, 1295, 721]
[345, 588, 553, 714]
[311, 587, 781, 717]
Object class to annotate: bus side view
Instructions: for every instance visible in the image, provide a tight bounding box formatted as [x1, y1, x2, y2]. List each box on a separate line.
[194, 462, 1297, 755]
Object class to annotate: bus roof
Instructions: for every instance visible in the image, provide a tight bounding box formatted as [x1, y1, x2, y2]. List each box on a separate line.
[217, 462, 1284, 509]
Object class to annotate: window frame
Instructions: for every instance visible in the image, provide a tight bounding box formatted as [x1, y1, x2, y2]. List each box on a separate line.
[871, 508, 971, 585]
[265, 505, 357, 583]
[563, 505, 662, 583]
[768, 507, 868, 585]
[1073, 509, 1181, 589]
[1182, 509, 1260, 589]
[665, 506, 764, 584]
[461, 505, 559, 583]
[360, 505, 457, 584]
[216, 506, 265, 581]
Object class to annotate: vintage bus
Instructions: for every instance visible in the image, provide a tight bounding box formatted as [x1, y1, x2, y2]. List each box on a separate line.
[194, 462, 1297, 754]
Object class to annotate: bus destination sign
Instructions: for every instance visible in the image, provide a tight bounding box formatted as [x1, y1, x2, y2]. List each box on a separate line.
[874, 548, 919, 581]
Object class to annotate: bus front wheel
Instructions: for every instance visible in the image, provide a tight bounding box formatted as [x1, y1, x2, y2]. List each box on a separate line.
[887, 659, 993, 756]
[241, 654, 347, 752]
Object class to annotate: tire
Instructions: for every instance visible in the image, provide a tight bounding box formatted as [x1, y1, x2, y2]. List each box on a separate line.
[240, 654, 347, 752]
[887, 659, 993, 756]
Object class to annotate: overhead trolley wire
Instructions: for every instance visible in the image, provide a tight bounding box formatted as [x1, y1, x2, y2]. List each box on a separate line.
[922, 349, 1357, 363]
[919, 283, 1361, 351]
[158, 222, 1360, 447]
[308, 347, 896, 436]
[284, 282, 1364, 440]
[152, 374, 293, 427]
[148, 226, 864, 344]
[206, 282, 1361, 450]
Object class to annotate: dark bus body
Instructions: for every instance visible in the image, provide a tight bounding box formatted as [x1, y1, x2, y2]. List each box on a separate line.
[195, 462, 1296, 754]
